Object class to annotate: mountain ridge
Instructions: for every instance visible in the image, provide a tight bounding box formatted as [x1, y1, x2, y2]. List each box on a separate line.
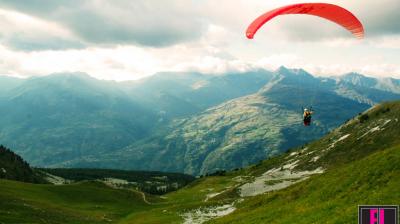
[0, 69, 399, 174]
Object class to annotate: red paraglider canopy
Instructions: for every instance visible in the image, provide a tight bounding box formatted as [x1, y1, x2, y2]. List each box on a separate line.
[246, 3, 364, 39]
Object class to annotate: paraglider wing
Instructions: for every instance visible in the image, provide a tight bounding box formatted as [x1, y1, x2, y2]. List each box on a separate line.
[246, 3, 364, 39]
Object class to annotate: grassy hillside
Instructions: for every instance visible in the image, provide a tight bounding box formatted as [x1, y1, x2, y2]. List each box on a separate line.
[210, 144, 400, 224]
[118, 173, 243, 224]
[0, 180, 150, 224]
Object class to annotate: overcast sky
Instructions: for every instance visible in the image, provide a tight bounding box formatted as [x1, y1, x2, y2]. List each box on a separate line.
[0, 0, 399, 80]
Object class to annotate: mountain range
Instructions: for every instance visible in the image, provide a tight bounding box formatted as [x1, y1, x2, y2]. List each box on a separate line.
[0, 68, 399, 175]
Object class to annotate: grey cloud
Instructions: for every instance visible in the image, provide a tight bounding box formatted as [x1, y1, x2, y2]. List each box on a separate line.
[0, 1, 85, 51]
[359, 0, 400, 36]
[0, 0, 207, 48]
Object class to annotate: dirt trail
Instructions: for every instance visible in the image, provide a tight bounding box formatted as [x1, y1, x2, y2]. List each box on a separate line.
[136, 190, 152, 205]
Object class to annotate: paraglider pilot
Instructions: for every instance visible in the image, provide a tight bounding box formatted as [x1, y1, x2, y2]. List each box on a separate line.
[303, 108, 313, 126]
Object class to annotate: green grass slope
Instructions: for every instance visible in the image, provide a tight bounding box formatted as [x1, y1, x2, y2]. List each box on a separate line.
[210, 144, 400, 224]
[0, 180, 150, 224]
[118, 174, 242, 224]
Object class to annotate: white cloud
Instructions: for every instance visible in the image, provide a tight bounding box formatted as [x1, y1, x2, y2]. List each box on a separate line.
[373, 35, 400, 49]
[0, 24, 255, 80]
[255, 54, 299, 71]
[0, 45, 152, 80]
[288, 62, 400, 79]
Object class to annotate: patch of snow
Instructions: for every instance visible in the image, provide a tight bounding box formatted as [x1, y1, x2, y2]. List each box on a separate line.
[370, 126, 381, 132]
[205, 184, 241, 202]
[181, 203, 236, 224]
[311, 156, 320, 162]
[337, 134, 351, 142]
[358, 126, 381, 139]
[323, 145, 335, 152]
[305, 151, 315, 156]
[382, 119, 391, 126]
[240, 167, 324, 197]
[358, 119, 392, 140]
[289, 152, 298, 156]
[205, 192, 222, 202]
[300, 147, 308, 153]
[282, 160, 299, 170]
[324, 134, 350, 151]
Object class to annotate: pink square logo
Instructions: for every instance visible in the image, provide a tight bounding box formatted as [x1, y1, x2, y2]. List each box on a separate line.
[359, 205, 398, 224]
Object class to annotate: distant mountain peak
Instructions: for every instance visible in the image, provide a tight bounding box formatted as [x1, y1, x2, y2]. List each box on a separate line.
[274, 67, 316, 86]
[276, 66, 290, 75]
[277, 65, 288, 70]
[276, 66, 313, 78]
